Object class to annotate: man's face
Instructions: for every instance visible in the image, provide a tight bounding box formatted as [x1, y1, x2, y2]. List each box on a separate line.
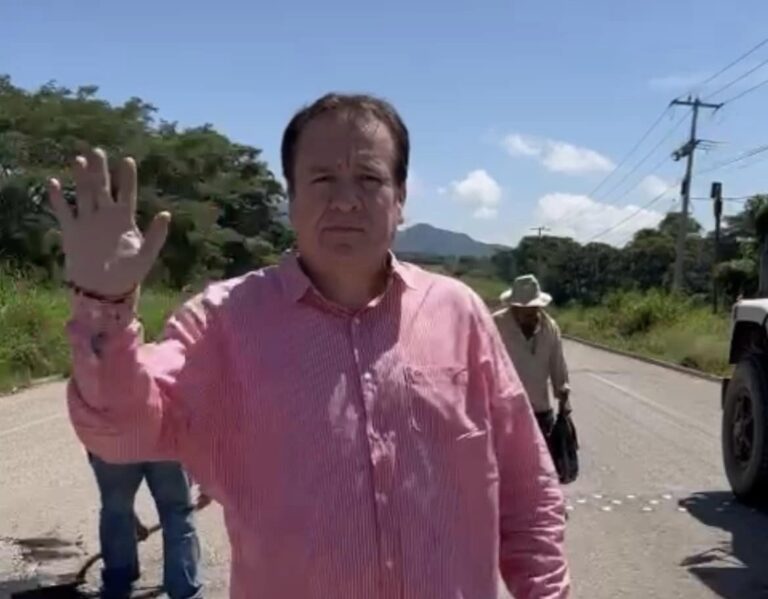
[289, 113, 405, 269]
[511, 306, 541, 332]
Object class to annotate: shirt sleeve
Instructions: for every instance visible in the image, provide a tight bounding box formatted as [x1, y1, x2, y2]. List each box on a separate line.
[469, 296, 570, 598]
[548, 320, 570, 401]
[66, 285, 230, 493]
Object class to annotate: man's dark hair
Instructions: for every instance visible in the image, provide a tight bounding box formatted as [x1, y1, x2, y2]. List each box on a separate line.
[281, 93, 410, 194]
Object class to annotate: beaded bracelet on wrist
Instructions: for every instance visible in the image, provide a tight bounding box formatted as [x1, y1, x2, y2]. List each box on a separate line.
[64, 281, 137, 305]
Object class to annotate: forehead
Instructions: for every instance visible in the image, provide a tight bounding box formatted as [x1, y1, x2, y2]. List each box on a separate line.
[295, 112, 396, 166]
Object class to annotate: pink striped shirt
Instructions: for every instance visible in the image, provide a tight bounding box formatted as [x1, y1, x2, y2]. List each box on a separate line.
[67, 254, 569, 598]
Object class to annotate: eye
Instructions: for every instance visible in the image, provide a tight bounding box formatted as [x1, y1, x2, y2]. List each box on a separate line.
[360, 174, 383, 185]
[312, 175, 332, 184]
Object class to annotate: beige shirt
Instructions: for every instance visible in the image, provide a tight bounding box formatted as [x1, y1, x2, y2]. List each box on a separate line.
[493, 308, 570, 413]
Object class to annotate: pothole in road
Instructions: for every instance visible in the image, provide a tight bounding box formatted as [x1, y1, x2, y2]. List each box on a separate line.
[0, 536, 94, 598]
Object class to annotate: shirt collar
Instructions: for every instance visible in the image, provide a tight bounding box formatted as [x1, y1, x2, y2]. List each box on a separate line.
[278, 250, 417, 304]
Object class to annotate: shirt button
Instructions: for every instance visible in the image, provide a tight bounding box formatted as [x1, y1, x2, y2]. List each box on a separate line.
[363, 372, 373, 382]
[353, 317, 361, 326]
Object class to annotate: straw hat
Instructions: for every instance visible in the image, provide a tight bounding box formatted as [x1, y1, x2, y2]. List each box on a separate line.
[499, 274, 552, 307]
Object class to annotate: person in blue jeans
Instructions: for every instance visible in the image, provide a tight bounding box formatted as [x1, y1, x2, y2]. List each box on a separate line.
[88, 453, 203, 599]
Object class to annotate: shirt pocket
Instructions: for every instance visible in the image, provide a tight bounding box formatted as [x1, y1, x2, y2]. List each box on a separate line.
[403, 365, 482, 441]
[403, 365, 498, 488]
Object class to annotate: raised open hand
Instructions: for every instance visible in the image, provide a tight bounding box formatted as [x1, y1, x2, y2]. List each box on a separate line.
[48, 148, 170, 298]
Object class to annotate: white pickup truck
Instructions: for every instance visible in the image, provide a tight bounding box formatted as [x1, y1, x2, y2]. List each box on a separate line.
[722, 297, 768, 504]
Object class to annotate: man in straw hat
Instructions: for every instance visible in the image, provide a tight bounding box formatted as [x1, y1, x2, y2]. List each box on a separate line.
[494, 274, 571, 438]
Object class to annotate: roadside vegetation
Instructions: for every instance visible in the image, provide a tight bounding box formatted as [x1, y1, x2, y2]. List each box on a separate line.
[0, 269, 740, 394]
[0, 271, 180, 393]
[554, 290, 731, 376]
[0, 267, 508, 394]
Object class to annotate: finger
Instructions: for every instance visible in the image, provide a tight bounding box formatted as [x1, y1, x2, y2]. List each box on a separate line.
[137, 211, 171, 273]
[73, 156, 92, 216]
[87, 147, 113, 210]
[47, 178, 74, 229]
[116, 157, 138, 216]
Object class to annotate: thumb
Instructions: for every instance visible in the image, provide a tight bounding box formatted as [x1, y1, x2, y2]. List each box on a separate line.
[138, 211, 171, 270]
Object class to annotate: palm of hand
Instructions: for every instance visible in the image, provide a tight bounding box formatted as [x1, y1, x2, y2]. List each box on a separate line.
[48, 148, 170, 297]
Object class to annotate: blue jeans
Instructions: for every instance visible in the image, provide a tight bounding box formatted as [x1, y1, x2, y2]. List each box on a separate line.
[88, 454, 203, 599]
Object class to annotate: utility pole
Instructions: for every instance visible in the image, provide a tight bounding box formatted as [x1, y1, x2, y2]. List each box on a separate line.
[711, 181, 723, 313]
[530, 226, 550, 279]
[670, 96, 722, 292]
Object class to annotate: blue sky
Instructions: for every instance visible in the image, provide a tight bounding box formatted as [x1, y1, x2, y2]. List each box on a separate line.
[3, 0, 768, 246]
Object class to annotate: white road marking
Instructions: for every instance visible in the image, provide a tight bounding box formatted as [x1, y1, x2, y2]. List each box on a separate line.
[0, 414, 65, 439]
[587, 372, 717, 439]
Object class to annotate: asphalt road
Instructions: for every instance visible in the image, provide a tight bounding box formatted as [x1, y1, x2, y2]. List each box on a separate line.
[2, 340, 768, 598]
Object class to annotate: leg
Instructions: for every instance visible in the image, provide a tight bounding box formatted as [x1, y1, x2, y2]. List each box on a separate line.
[88, 453, 144, 599]
[145, 462, 203, 599]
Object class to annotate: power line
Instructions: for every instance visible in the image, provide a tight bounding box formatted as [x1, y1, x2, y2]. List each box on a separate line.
[732, 148, 768, 172]
[586, 181, 679, 244]
[721, 75, 768, 105]
[584, 106, 672, 199]
[691, 195, 752, 202]
[692, 35, 768, 93]
[549, 112, 686, 233]
[698, 144, 768, 175]
[542, 37, 768, 243]
[705, 55, 768, 100]
[593, 113, 686, 203]
[597, 147, 674, 208]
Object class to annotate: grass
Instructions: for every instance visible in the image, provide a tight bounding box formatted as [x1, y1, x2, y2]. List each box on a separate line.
[459, 274, 507, 306]
[414, 263, 507, 306]
[554, 290, 732, 376]
[3, 264, 728, 392]
[0, 272, 181, 394]
[0, 263, 508, 394]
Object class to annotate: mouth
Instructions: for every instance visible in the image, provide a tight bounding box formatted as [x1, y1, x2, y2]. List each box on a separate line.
[323, 226, 365, 233]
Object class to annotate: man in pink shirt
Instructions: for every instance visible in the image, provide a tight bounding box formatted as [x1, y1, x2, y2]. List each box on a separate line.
[48, 93, 569, 598]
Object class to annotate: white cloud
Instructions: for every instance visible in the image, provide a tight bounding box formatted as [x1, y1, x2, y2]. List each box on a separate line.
[501, 133, 614, 175]
[502, 134, 541, 157]
[473, 206, 498, 220]
[641, 175, 678, 199]
[541, 142, 615, 175]
[535, 192, 666, 246]
[449, 169, 502, 219]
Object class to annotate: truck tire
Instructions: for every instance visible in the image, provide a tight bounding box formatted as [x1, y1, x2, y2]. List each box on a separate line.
[722, 353, 768, 505]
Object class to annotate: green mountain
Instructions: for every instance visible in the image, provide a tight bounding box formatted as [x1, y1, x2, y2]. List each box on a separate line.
[395, 223, 504, 258]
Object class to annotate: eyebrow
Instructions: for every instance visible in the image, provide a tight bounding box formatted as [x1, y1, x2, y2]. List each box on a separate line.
[304, 160, 388, 173]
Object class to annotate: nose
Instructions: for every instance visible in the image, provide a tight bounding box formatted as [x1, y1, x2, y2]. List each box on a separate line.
[328, 178, 362, 212]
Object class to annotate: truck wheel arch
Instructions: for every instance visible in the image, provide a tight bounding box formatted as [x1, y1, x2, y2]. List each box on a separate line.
[729, 321, 768, 365]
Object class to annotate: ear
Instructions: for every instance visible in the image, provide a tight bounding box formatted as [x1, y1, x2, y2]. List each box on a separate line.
[397, 184, 406, 225]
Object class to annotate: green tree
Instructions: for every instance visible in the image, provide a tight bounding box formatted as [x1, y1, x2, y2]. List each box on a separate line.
[0, 75, 293, 288]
